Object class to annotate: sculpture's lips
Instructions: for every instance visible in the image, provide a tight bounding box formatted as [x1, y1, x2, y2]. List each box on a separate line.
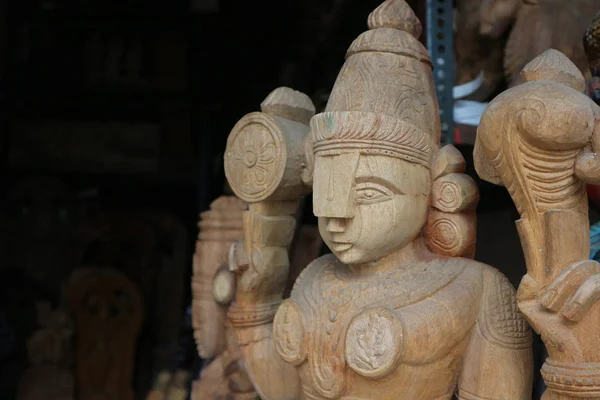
[330, 241, 353, 252]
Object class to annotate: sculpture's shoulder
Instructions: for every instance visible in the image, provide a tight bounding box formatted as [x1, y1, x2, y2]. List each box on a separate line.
[289, 253, 337, 298]
[430, 258, 531, 348]
[418, 256, 487, 296]
[474, 262, 532, 348]
[438, 256, 486, 281]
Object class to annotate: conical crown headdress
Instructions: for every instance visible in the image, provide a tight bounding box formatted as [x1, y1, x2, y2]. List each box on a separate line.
[310, 0, 439, 168]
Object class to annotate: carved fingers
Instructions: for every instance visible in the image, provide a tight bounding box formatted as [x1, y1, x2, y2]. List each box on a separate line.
[538, 260, 600, 322]
[516, 261, 600, 361]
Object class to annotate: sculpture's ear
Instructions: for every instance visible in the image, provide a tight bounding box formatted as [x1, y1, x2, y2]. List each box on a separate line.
[425, 145, 478, 259]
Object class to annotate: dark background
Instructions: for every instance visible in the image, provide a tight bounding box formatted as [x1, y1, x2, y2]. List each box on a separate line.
[0, 0, 591, 399]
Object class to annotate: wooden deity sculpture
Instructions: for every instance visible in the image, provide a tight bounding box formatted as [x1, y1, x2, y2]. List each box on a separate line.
[479, 0, 598, 88]
[475, 49, 600, 399]
[223, 1, 534, 399]
[191, 196, 257, 400]
[69, 268, 143, 400]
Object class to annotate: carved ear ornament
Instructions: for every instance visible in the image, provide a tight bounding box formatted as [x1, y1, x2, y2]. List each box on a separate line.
[425, 145, 479, 258]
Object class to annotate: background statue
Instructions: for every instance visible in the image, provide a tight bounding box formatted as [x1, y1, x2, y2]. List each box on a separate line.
[480, 0, 598, 87]
[190, 195, 257, 400]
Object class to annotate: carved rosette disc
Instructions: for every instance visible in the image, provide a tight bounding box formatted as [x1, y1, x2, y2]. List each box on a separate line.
[429, 218, 460, 250]
[225, 113, 286, 202]
[435, 181, 462, 210]
[345, 308, 404, 378]
[425, 210, 476, 258]
[273, 300, 306, 366]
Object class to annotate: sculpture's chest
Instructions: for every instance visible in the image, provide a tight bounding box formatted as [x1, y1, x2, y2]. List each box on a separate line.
[273, 261, 482, 399]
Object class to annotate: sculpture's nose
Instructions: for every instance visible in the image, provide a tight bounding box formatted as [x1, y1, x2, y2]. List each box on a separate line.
[326, 218, 347, 233]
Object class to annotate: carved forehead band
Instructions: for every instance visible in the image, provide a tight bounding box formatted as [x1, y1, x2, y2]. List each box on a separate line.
[310, 111, 432, 167]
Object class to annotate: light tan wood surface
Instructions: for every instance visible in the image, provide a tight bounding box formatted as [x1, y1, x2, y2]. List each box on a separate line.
[475, 48, 600, 400]
[190, 195, 257, 400]
[223, 1, 534, 399]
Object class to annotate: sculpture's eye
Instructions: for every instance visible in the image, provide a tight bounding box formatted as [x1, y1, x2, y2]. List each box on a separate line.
[355, 183, 393, 205]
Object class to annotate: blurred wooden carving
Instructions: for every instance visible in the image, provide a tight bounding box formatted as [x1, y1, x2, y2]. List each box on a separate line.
[192, 196, 247, 359]
[223, 2, 533, 399]
[475, 49, 600, 399]
[72, 211, 187, 379]
[69, 268, 143, 400]
[480, 0, 598, 87]
[190, 196, 257, 400]
[455, 0, 505, 101]
[16, 301, 74, 400]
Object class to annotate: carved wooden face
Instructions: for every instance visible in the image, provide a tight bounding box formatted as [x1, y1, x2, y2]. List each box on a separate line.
[314, 152, 430, 264]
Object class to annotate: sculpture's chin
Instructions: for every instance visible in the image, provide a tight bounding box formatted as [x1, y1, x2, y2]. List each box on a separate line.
[333, 247, 382, 266]
[333, 248, 363, 265]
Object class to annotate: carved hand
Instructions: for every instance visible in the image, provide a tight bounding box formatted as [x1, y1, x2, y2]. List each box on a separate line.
[538, 260, 600, 322]
[518, 261, 600, 363]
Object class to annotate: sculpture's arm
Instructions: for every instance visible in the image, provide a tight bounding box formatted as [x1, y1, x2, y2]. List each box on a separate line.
[221, 86, 315, 400]
[226, 201, 301, 400]
[458, 268, 533, 400]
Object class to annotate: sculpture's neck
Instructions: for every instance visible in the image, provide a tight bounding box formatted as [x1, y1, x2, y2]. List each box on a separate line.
[347, 239, 428, 277]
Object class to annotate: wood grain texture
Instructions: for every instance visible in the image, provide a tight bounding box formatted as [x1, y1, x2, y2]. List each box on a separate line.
[475, 49, 600, 399]
[223, 1, 533, 399]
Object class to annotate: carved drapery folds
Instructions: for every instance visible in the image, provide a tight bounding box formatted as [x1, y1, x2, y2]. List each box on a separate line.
[475, 49, 600, 399]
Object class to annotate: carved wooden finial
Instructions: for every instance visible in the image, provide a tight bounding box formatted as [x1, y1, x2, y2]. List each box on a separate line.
[521, 49, 586, 92]
[584, 10, 600, 77]
[367, 0, 422, 38]
[260, 87, 316, 125]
